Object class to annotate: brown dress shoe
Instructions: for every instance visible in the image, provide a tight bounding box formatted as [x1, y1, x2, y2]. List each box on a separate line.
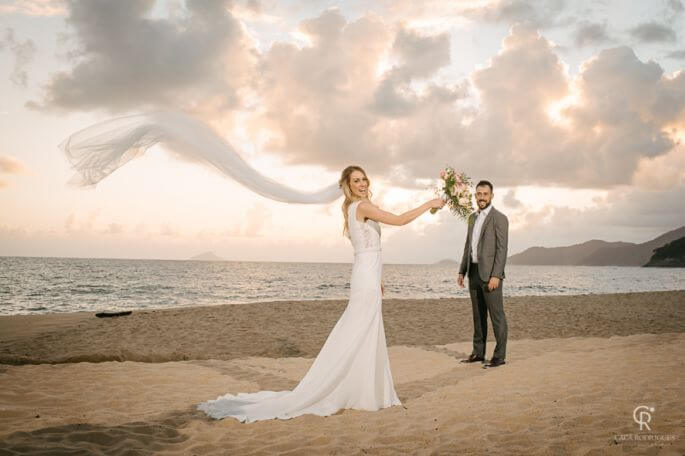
[460, 354, 485, 363]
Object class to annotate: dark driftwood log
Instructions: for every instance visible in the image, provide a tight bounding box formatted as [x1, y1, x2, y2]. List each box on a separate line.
[94, 311, 133, 318]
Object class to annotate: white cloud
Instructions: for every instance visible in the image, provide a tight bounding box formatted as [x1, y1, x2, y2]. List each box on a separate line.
[28, 6, 685, 192]
[629, 21, 677, 43]
[0, 27, 37, 87]
[573, 21, 611, 47]
[463, 0, 570, 28]
[253, 21, 685, 190]
[30, 0, 257, 114]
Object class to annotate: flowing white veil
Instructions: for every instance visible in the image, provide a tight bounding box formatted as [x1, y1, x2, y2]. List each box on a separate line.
[59, 111, 342, 204]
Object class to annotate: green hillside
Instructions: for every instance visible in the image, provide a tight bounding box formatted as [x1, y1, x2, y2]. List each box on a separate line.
[644, 237, 685, 267]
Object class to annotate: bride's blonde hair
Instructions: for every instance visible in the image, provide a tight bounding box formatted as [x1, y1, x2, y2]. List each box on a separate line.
[339, 165, 372, 238]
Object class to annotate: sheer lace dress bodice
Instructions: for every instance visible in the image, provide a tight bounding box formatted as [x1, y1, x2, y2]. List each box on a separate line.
[348, 200, 381, 253]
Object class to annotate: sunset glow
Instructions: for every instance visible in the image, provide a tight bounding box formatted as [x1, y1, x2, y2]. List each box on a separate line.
[1, 0, 684, 263]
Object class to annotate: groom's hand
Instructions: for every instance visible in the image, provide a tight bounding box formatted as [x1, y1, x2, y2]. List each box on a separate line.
[488, 277, 500, 291]
[457, 274, 465, 288]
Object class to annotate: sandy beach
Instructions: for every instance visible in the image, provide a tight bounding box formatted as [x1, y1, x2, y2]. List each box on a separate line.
[1, 291, 684, 455]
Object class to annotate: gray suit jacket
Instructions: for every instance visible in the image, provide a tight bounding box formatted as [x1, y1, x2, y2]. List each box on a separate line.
[459, 206, 509, 282]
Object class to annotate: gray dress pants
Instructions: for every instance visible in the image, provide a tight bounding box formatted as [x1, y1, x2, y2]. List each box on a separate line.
[468, 262, 508, 360]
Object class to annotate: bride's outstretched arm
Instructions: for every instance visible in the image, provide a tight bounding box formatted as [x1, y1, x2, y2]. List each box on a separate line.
[358, 199, 444, 226]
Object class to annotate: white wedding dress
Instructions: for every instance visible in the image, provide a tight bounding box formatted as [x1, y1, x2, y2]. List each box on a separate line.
[197, 200, 402, 422]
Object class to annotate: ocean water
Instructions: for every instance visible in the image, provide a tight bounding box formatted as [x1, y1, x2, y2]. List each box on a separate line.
[1, 256, 683, 315]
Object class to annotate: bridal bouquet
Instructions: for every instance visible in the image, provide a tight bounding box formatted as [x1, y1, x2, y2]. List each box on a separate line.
[430, 166, 475, 219]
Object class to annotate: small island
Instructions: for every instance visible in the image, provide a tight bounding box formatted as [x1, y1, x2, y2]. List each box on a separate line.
[644, 237, 685, 267]
[435, 258, 458, 265]
[189, 251, 225, 261]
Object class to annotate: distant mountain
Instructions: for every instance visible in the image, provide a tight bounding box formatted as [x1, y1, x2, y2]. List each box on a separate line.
[644, 236, 685, 267]
[509, 226, 685, 266]
[189, 251, 224, 261]
[435, 258, 458, 265]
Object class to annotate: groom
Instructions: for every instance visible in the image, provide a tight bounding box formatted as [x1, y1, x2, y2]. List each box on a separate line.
[457, 180, 509, 368]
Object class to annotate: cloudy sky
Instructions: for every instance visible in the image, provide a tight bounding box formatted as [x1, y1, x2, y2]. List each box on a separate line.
[1, 0, 684, 263]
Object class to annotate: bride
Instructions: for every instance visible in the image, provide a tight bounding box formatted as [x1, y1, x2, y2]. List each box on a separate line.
[57, 111, 445, 423]
[197, 165, 445, 422]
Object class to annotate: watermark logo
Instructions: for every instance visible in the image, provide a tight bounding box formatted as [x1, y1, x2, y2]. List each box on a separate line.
[613, 404, 678, 446]
[633, 405, 654, 431]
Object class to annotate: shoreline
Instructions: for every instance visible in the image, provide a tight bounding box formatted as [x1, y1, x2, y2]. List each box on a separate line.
[1, 290, 683, 365]
[3, 288, 684, 317]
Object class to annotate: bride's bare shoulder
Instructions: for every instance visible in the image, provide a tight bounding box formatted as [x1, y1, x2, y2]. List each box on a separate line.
[356, 201, 377, 212]
[356, 201, 375, 221]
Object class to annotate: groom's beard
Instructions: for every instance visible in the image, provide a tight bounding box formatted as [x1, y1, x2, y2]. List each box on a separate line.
[478, 201, 491, 211]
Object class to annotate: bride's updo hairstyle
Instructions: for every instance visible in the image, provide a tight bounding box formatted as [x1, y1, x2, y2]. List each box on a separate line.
[339, 165, 373, 238]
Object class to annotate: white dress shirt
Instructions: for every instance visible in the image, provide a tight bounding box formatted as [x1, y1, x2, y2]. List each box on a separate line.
[471, 204, 493, 263]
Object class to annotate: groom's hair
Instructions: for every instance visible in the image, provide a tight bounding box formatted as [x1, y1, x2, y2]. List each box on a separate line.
[476, 180, 493, 192]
